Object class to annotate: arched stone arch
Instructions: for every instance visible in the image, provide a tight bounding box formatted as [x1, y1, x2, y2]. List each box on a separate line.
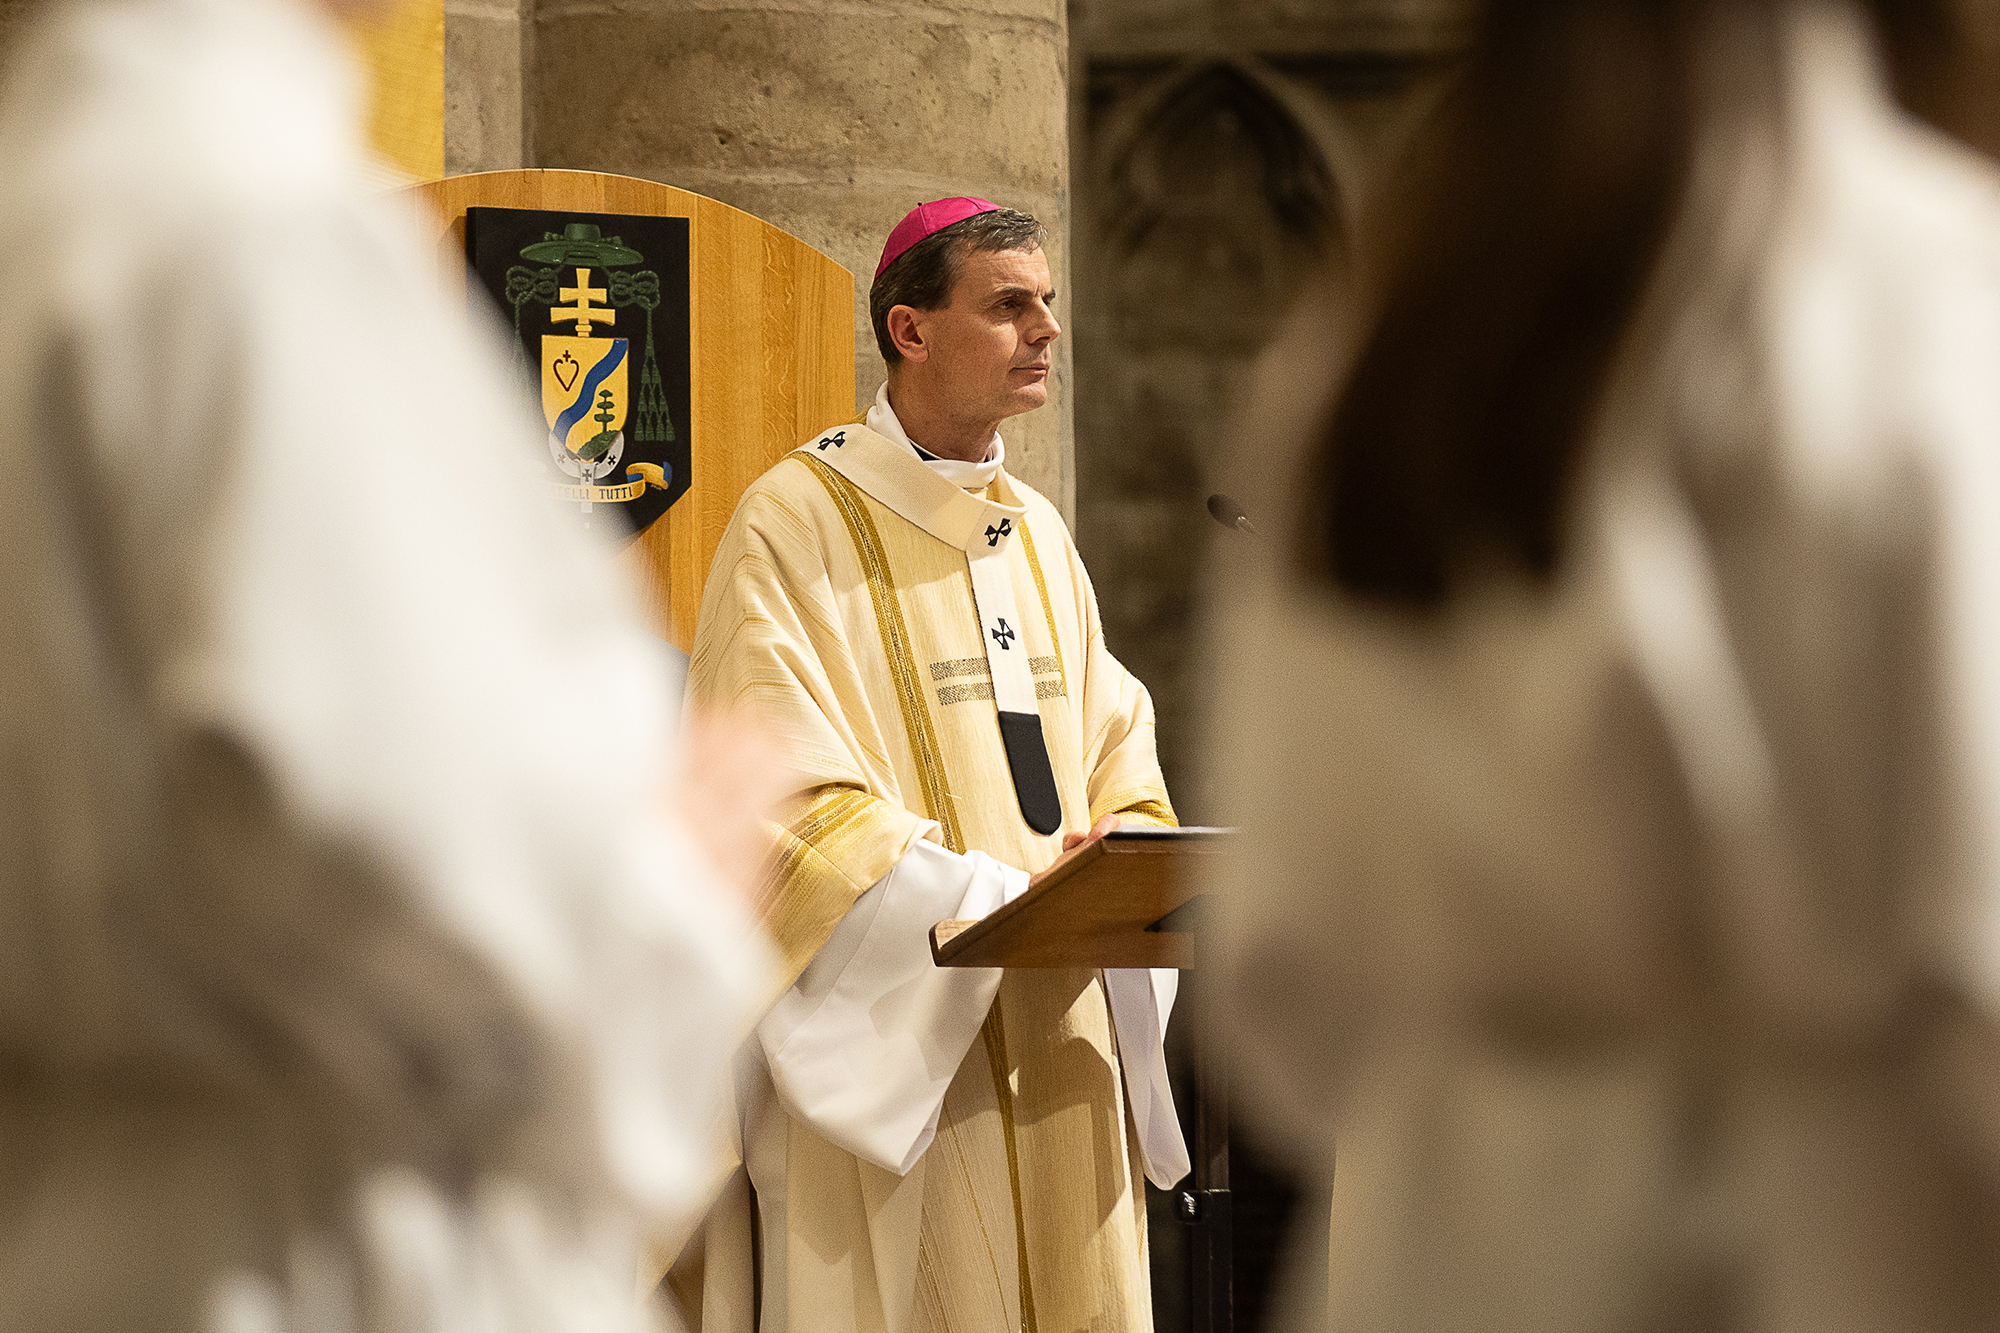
[1093, 59, 1339, 351]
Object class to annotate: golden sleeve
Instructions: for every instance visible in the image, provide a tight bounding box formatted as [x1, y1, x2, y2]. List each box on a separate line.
[687, 480, 941, 989]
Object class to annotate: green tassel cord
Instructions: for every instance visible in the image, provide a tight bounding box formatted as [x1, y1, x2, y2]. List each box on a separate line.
[611, 269, 673, 443]
[504, 265, 560, 357]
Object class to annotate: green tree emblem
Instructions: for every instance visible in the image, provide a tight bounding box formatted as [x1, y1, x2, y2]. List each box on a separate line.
[578, 388, 619, 462]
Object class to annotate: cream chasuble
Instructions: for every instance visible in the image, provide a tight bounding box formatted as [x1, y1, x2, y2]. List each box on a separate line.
[681, 420, 1177, 1333]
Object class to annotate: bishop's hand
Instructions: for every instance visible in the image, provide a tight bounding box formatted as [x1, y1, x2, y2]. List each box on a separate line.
[1027, 813, 1122, 890]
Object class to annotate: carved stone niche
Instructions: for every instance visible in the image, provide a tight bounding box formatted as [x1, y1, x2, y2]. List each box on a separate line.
[1094, 60, 1337, 353]
[1073, 44, 1450, 809]
[1075, 57, 1351, 814]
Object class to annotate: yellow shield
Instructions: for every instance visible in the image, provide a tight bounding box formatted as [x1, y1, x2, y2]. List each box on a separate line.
[542, 335, 629, 462]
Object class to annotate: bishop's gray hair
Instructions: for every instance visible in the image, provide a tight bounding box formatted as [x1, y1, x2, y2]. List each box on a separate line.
[869, 208, 1048, 365]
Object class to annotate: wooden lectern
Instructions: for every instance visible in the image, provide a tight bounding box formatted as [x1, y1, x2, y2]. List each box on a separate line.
[931, 828, 1236, 1333]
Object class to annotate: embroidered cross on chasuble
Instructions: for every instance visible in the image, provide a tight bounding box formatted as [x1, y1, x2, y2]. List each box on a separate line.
[681, 421, 1178, 1333]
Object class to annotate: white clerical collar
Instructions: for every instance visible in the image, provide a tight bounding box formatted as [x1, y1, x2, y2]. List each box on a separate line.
[868, 382, 1005, 491]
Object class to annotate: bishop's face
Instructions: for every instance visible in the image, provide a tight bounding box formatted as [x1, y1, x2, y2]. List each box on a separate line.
[925, 246, 1060, 423]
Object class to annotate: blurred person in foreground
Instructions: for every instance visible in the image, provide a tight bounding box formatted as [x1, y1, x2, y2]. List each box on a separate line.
[1210, 0, 2000, 1329]
[0, 0, 771, 1325]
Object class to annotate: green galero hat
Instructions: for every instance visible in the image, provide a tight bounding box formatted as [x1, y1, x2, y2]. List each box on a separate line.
[519, 223, 644, 266]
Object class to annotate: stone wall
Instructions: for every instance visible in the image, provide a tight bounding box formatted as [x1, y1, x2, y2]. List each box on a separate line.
[1070, 0, 1470, 815]
[447, 0, 1077, 508]
[444, 0, 527, 174]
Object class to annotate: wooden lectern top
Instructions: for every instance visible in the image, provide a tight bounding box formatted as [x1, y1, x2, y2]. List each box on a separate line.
[929, 828, 1226, 970]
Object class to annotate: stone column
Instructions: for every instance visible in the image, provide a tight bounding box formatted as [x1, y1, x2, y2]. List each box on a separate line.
[525, 0, 1075, 513]
[444, 0, 527, 174]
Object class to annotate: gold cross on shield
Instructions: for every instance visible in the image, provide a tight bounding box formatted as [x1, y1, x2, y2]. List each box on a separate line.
[552, 267, 615, 336]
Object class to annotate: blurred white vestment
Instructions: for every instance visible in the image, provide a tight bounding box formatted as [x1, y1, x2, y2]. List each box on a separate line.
[0, 0, 767, 1326]
[1214, 7, 2000, 1333]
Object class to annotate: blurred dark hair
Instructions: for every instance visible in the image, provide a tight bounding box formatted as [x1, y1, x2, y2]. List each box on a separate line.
[1868, 0, 2000, 161]
[1869, 0, 1958, 99]
[869, 209, 1048, 365]
[1298, 0, 1788, 607]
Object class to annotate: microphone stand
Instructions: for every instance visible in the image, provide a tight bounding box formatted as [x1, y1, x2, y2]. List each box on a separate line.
[1206, 493, 1257, 539]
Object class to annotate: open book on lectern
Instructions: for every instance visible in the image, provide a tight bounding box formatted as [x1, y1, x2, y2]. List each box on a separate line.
[929, 827, 1230, 970]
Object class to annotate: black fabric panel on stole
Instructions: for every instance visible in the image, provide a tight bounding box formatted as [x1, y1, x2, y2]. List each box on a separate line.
[997, 710, 1063, 835]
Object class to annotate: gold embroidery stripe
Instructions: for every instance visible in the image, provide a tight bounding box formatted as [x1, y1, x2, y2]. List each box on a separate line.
[783, 787, 846, 836]
[785, 785, 874, 844]
[937, 679, 1069, 707]
[1111, 796, 1178, 827]
[930, 655, 1063, 683]
[936, 682, 1071, 707]
[980, 1009, 1038, 1333]
[1015, 520, 1068, 696]
[799, 455, 966, 852]
[796, 797, 874, 860]
[756, 832, 849, 988]
[755, 790, 898, 985]
[754, 832, 810, 922]
[931, 656, 988, 681]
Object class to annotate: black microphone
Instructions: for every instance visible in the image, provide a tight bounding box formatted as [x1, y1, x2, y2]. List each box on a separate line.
[1206, 493, 1258, 537]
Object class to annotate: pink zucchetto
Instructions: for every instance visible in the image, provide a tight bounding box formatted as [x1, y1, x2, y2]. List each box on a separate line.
[874, 197, 1002, 279]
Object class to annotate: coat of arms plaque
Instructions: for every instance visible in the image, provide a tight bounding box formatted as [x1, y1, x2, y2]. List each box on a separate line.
[466, 206, 693, 534]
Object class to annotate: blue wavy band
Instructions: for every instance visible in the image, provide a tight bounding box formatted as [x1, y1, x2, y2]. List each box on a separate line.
[553, 339, 629, 447]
